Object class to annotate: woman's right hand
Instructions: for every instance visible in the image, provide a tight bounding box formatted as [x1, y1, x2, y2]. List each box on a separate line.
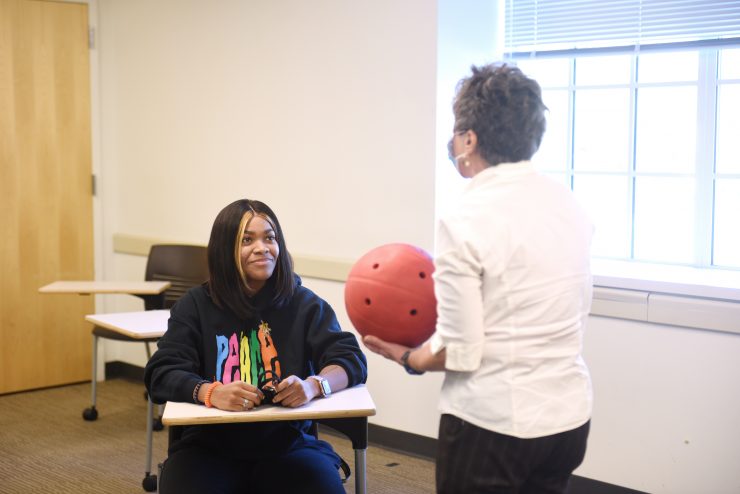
[209, 381, 265, 411]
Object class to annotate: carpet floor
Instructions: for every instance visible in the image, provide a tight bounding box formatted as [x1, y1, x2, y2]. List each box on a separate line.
[0, 379, 435, 493]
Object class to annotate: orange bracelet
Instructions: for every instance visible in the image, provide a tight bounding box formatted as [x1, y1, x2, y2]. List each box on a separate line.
[204, 381, 222, 408]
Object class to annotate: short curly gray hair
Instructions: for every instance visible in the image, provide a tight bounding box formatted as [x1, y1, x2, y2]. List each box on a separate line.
[453, 63, 547, 166]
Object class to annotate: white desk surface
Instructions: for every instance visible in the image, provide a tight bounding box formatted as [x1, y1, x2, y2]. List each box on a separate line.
[85, 310, 170, 339]
[163, 384, 376, 426]
[39, 280, 171, 295]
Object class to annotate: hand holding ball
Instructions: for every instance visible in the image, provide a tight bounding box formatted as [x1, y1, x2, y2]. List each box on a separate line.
[344, 243, 437, 347]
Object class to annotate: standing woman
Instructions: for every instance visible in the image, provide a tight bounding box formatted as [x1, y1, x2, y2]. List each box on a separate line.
[364, 63, 594, 494]
[145, 199, 367, 494]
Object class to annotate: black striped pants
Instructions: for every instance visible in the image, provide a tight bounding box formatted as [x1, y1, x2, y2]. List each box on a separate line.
[436, 414, 590, 494]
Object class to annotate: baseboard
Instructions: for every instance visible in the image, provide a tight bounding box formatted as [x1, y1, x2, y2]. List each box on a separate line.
[104, 363, 646, 494]
[366, 423, 437, 459]
[569, 476, 648, 494]
[338, 423, 648, 494]
[105, 361, 145, 381]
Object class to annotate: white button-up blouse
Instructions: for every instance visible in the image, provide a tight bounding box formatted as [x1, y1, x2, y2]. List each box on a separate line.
[429, 161, 594, 439]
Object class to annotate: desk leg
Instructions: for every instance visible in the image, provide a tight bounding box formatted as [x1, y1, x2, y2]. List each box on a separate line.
[82, 335, 100, 421]
[146, 397, 153, 473]
[90, 334, 98, 407]
[142, 397, 157, 491]
[355, 448, 367, 494]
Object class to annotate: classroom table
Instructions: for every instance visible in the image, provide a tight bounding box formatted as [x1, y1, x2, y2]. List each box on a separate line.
[84, 310, 171, 405]
[39, 281, 171, 413]
[39, 280, 171, 299]
[85, 309, 171, 339]
[85, 310, 171, 491]
[39, 280, 172, 335]
[162, 384, 377, 494]
[40, 283, 171, 492]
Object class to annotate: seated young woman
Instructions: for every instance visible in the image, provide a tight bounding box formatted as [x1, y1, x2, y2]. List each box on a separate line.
[145, 198, 367, 494]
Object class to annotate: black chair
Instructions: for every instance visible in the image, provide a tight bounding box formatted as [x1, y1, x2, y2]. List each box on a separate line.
[81, 244, 208, 491]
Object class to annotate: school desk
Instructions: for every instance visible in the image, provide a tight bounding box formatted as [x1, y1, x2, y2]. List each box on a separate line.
[84, 310, 171, 491]
[162, 384, 377, 494]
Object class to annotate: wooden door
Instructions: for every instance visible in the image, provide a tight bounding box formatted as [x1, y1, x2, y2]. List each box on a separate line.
[0, 0, 94, 394]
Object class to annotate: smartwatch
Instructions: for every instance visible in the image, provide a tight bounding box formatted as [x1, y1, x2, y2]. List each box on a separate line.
[310, 375, 331, 398]
[401, 350, 425, 375]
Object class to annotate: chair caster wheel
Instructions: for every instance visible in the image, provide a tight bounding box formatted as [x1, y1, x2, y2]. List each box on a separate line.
[153, 417, 164, 431]
[82, 406, 98, 421]
[142, 473, 157, 492]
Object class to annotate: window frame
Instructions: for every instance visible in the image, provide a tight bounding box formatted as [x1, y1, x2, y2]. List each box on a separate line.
[509, 42, 740, 271]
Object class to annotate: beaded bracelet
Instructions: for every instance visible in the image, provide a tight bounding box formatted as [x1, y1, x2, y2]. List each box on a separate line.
[204, 381, 222, 408]
[192, 380, 208, 404]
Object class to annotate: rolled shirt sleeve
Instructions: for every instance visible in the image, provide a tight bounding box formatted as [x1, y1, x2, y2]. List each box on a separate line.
[431, 217, 486, 372]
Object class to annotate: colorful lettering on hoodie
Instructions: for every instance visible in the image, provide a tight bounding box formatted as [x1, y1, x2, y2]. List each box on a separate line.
[214, 321, 280, 385]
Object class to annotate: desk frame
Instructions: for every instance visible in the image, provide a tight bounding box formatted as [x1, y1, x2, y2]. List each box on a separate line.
[83, 310, 171, 491]
[163, 385, 375, 494]
[317, 417, 369, 490]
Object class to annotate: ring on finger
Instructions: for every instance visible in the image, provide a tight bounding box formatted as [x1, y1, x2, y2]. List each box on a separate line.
[242, 398, 249, 410]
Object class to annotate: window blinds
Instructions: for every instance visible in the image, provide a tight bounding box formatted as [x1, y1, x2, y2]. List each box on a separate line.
[504, 0, 740, 54]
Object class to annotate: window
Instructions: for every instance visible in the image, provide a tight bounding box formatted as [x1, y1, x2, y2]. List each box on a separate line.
[503, 1, 740, 270]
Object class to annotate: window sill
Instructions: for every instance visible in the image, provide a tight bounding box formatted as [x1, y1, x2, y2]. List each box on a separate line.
[592, 259, 740, 302]
[591, 259, 740, 335]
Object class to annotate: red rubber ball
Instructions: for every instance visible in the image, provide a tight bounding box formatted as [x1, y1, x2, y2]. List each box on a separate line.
[344, 243, 437, 347]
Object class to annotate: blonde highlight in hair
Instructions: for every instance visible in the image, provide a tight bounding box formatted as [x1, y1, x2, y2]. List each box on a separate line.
[234, 211, 254, 290]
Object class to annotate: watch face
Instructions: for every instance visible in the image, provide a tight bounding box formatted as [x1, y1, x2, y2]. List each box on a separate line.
[320, 379, 331, 396]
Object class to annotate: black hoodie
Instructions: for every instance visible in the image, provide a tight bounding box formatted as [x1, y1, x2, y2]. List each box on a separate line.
[145, 276, 368, 460]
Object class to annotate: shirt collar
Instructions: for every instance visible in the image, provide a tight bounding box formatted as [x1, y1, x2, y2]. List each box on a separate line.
[465, 160, 535, 191]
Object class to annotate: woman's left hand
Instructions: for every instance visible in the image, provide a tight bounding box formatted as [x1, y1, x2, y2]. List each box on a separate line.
[362, 335, 410, 365]
[272, 375, 317, 408]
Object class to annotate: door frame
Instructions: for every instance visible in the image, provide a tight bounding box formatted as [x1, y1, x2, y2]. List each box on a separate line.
[56, 0, 106, 378]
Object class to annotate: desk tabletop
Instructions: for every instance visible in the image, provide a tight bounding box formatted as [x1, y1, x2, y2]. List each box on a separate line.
[162, 384, 376, 426]
[85, 310, 170, 339]
[39, 280, 171, 295]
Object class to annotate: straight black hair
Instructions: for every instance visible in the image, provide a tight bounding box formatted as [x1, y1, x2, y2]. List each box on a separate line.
[207, 199, 295, 319]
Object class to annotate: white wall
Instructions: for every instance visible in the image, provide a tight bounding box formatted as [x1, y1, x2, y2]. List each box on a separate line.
[92, 2, 740, 493]
[580, 316, 740, 493]
[97, 0, 437, 265]
[96, 0, 441, 428]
